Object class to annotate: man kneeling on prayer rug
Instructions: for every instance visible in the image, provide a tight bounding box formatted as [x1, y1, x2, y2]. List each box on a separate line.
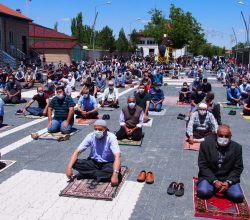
[116, 96, 144, 141]
[66, 119, 121, 188]
[197, 124, 244, 203]
[186, 103, 218, 144]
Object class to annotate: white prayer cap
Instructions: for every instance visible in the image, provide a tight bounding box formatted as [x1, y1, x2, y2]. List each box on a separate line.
[198, 103, 208, 109]
[94, 119, 107, 127]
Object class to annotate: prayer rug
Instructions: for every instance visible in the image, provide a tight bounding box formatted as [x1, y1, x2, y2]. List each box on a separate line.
[118, 138, 142, 146]
[0, 160, 16, 173]
[193, 177, 250, 220]
[240, 112, 250, 120]
[219, 102, 242, 109]
[0, 124, 12, 132]
[148, 109, 166, 116]
[59, 166, 130, 200]
[37, 128, 79, 141]
[163, 96, 178, 106]
[184, 139, 201, 151]
[75, 118, 97, 126]
[143, 118, 153, 127]
[99, 107, 115, 111]
[25, 115, 45, 119]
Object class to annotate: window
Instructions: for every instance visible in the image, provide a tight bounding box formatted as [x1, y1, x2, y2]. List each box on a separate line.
[147, 40, 155, 45]
[9, 31, 14, 44]
[139, 40, 145, 45]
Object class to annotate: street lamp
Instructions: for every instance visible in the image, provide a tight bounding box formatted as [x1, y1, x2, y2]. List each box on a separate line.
[92, 1, 111, 53]
[130, 18, 141, 36]
[238, 1, 250, 46]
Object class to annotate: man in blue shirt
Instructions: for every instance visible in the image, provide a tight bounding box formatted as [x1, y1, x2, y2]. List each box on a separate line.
[0, 98, 4, 126]
[243, 88, 250, 115]
[75, 88, 98, 119]
[227, 83, 241, 105]
[239, 78, 250, 100]
[95, 73, 106, 93]
[66, 119, 121, 188]
[152, 68, 163, 85]
[149, 83, 164, 112]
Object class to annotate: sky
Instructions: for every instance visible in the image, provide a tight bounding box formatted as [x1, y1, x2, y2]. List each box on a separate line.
[2, 0, 250, 49]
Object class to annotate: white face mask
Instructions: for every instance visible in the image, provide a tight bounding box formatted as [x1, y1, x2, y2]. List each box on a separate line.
[243, 82, 247, 85]
[94, 130, 104, 139]
[199, 110, 207, 115]
[198, 91, 202, 95]
[231, 86, 235, 89]
[128, 102, 136, 109]
[38, 92, 44, 96]
[57, 94, 65, 99]
[217, 137, 230, 147]
[139, 89, 144, 94]
[68, 77, 72, 80]
[109, 86, 114, 90]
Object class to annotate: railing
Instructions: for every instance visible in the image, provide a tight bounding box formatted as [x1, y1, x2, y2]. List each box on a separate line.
[0, 50, 16, 68]
[16, 49, 26, 60]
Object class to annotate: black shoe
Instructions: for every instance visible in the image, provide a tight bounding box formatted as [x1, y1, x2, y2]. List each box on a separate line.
[177, 113, 186, 120]
[88, 180, 99, 189]
[167, 182, 178, 195]
[228, 110, 236, 115]
[175, 183, 184, 197]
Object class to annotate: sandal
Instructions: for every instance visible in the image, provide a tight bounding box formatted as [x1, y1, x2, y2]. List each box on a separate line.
[167, 181, 178, 195]
[175, 183, 184, 197]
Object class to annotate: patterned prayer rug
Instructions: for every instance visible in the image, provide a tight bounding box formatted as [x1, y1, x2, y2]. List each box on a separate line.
[240, 113, 250, 120]
[219, 102, 242, 109]
[143, 118, 153, 127]
[75, 118, 97, 126]
[0, 160, 16, 173]
[37, 128, 79, 141]
[25, 115, 45, 119]
[59, 166, 130, 200]
[99, 107, 115, 111]
[193, 177, 250, 220]
[118, 138, 143, 146]
[177, 101, 191, 106]
[184, 139, 201, 151]
[163, 96, 178, 106]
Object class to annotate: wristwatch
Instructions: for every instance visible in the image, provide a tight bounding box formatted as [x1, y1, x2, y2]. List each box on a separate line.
[113, 169, 119, 174]
[226, 180, 233, 186]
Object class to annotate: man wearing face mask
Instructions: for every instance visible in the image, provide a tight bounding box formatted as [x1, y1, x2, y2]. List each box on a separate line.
[75, 89, 98, 119]
[23, 66, 35, 89]
[124, 69, 133, 84]
[243, 88, 250, 115]
[192, 76, 202, 92]
[3, 74, 22, 104]
[100, 81, 119, 108]
[81, 77, 97, 97]
[21, 86, 49, 116]
[206, 92, 222, 125]
[116, 96, 144, 141]
[179, 82, 191, 103]
[47, 86, 75, 134]
[66, 73, 76, 91]
[201, 78, 212, 94]
[149, 83, 164, 112]
[66, 119, 121, 188]
[187, 103, 218, 144]
[239, 78, 250, 100]
[114, 72, 125, 88]
[95, 73, 106, 93]
[226, 82, 241, 105]
[197, 125, 244, 203]
[134, 84, 150, 122]
[190, 86, 206, 111]
[141, 72, 152, 93]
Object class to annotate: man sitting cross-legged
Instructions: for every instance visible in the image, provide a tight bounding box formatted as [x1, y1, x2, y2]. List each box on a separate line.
[75, 88, 99, 119]
[100, 81, 119, 108]
[149, 83, 164, 112]
[243, 88, 250, 115]
[187, 103, 218, 144]
[134, 84, 150, 122]
[226, 82, 241, 106]
[22, 86, 49, 116]
[47, 86, 75, 134]
[179, 82, 191, 103]
[116, 96, 144, 141]
[197, 124, 244, 203]
[66, 119, 121, 188]
[3, 74, 22, 104]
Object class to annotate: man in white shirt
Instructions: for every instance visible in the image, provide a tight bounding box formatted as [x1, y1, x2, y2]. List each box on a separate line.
[100, 81, 119, 108]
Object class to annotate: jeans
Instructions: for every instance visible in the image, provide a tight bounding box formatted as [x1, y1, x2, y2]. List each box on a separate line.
[197, 179, 244, 203]
[149, 103, 162, 112]
[48, 118, 74, 134]
[27, 107, 43, 116]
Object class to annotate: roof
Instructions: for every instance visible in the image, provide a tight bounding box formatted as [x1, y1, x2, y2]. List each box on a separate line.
[30, 41, 81, 49]
[29, 23, 76, 40]
[0, 4, 32, 21]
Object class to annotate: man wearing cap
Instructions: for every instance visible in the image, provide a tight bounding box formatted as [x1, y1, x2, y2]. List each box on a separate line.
[75, 88, 99, 119]
[116, 96, 144, 141]
[149, 83, 164, 112]
[66, 119, 121, 188]
[187, 103, 218, 144]
[67, 73, 76, 91]
[197, 124, 244, 203]
[100, 81, 119, 108]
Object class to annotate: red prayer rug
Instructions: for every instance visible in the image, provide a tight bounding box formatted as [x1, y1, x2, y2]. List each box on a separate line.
[59, 166, 130, 200]
[75, 118, 97, 126]
[193, 177, 250, 220]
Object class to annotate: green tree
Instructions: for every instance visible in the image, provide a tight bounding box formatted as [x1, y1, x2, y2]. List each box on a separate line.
[116, 28, 129, 52]
[129, 29, 139, 52]
[54, 22, 58, 31]
[95, 26, 116, 52]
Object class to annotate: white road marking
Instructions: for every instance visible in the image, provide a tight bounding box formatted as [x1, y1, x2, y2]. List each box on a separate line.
[22, 89, 37, 99]
[0, 169, 144, 220]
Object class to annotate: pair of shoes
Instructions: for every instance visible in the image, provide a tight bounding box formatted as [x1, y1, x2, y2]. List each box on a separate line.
[177, 113, 186, 120]
[102, 114, 110, 120]
[15, 109, 23, 115]
[137, 170, 154, 184]
[167, 182, 184, 197]
[57, 134, 70, 142]
[228, 110, 236, 115]
[88, 179, 99, 189]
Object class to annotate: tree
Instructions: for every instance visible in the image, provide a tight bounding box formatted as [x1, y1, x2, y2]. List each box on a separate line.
[54, 22, 58, 31]
[116, 28, 129, 52]
[95, 26, 116, 52]
[129, 29, 139, 52]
